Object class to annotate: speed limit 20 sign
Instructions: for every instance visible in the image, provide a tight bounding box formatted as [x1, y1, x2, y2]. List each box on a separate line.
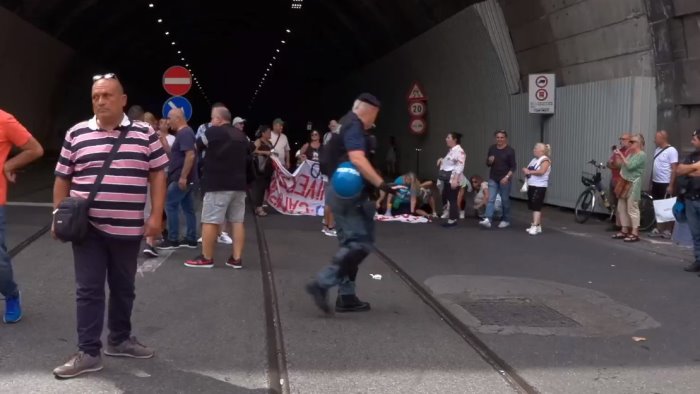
[407, 82, 428, 135]
[408, 101, 426, 117]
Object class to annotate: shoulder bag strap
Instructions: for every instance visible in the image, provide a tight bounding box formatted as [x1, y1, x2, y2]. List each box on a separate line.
[86, 128, 129, 205]
[650, 146, 671, 183]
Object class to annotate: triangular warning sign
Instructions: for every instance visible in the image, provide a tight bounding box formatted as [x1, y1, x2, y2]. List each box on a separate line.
[407, 83, 426, 100]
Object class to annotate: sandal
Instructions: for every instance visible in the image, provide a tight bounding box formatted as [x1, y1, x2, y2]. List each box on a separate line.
[255, 208, 268, 217]
[624, 234, 640, 243]
[611, 232, 629, 239]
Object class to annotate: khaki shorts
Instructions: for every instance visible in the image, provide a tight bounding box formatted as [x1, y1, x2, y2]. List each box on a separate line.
[202, 191, 246, 224]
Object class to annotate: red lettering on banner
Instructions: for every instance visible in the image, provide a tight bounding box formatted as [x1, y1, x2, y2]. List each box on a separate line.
[303, 179, 320, 199]
[317, 180, 326, 200]
[298, 202, 309, 214]
[294, 175, 310, 197]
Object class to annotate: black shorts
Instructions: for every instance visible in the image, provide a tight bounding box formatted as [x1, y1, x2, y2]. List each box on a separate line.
[527, 186, 547, 211]
[651, 181, 669, 200]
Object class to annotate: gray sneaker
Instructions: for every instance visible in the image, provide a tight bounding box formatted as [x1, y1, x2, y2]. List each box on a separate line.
[53, 351, 103, 379]
[104, 336, 154, 359]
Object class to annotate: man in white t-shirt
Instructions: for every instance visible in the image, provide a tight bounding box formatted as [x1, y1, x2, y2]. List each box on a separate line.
[270, 118, 291, 169]
[650, 130, 679, 238]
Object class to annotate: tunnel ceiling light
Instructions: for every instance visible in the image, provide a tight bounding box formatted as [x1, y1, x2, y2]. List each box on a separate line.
[281, 40, 286, 44]
[171, 41, 176, 45]
[177, 50, 181, 54]
[165, 31, 169, 36]
[269, 63, 273, 66]
[286, 29, 291, 33]
[157, 18, 163, 23]
[149, 3, 154, 8]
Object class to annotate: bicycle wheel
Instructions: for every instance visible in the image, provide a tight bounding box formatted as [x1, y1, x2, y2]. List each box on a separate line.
[639, 193, 656, 232]
[574, 189, 595, 223]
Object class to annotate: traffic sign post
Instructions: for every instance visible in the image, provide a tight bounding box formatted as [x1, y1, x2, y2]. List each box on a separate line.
[529, 74, 555, 114]
[163, 66, 192, 96]
[407, 81, 428, 135]
[162, 96, 193, 121]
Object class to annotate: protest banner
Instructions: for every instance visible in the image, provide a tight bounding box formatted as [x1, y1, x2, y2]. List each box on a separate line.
[267, 157, 326, 216]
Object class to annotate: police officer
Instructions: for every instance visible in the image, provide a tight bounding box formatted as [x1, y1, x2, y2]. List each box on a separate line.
[306, 93, 401, 314]
[677, 129, 700, 274]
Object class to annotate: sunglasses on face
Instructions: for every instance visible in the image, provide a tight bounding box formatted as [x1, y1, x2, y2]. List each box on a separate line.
[92, 73, 118, 81]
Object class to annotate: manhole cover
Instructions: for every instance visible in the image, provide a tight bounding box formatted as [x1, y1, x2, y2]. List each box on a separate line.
[460, 298, 581, 328]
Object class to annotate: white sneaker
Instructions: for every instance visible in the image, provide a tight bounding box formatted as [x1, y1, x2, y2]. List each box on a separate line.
[498, 221, 511, 229]
[479, 218, 492, 228]
[217, 232, 233, 245]
[459, 211, 465, 220]
[526, 225, 535, 233]
[527, 225, 542, 235]
[322, 228, 337, 237]
[197, 237, 202, 243]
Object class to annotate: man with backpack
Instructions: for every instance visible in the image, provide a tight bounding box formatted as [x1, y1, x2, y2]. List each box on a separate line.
[306, 93, 401, 314]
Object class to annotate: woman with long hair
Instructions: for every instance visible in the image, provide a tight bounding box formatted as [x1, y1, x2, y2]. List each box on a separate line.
[437, 132, 466, 227]
[612, 134, 647, 242]
[253, 125, 274, 217]
[522, 143, 552, 235]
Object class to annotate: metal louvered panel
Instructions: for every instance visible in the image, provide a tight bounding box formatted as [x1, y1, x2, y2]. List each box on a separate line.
[474, 0, 522, 94]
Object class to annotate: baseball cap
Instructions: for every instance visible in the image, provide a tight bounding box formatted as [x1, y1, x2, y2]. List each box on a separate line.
[273, 118, 284, 125]
[357, 93, 381, 108]
[233, 117, 246, 125]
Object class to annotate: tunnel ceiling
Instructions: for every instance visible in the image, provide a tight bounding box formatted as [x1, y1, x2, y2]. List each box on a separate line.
[2, 0, 481, 127]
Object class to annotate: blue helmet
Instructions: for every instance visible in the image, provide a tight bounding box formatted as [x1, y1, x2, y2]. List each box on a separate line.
[331, 162, 364, 199]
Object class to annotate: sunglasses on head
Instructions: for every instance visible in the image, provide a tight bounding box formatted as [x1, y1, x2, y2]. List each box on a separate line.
[92, 73, 118, 81]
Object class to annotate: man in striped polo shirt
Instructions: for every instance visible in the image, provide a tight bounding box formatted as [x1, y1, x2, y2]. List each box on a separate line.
[52, 74, 169, 379]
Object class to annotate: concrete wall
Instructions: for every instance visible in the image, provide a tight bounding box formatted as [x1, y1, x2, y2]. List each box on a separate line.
[0, 6, 75, 151]
[321, 4, 659, 209]
[499, 0, 653, 88]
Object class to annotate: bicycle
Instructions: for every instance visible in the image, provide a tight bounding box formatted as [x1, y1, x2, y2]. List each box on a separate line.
[573, 160, 656, 231]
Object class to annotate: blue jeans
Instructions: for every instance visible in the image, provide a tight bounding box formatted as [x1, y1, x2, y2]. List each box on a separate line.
[165, 182, 197, 242]
[485, 179, 512, 222]
[316, 186, 375, 296]
[0, 206, 18, 298]
[685, 199, 700, 263]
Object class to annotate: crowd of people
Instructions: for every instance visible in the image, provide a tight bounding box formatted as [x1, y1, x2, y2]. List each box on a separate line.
[2, 72, 700, 380]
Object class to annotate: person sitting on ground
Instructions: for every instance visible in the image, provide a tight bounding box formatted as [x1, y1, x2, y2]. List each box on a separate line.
[470, 175, 489, 218]
[377, 173, 436, 218]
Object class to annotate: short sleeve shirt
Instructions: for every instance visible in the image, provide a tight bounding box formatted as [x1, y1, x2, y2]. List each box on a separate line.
[55, 115, 169, 239]
[0, 110, 32, 204]
[652, 146, 679, 183]
[167, 127, 197, 183]
[271, 132, 291, 164]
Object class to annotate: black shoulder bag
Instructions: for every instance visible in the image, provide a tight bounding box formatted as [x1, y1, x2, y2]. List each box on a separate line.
[53, 129, 128, 243]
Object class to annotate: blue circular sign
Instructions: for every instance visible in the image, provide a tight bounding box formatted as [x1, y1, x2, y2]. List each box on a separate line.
[162, 96, 193, 121]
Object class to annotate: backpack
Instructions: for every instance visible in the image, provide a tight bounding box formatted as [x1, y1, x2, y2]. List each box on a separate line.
[319, 131, 342, 177]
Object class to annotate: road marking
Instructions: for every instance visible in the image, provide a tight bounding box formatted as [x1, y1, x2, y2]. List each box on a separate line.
[137, 249, 175, 276]
[6, 202, 53, 207]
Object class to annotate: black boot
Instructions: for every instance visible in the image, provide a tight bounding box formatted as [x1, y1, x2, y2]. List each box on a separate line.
[335, 294, 371, 313]
[305, 282, 331, 314]
[684, 262, 700, 272]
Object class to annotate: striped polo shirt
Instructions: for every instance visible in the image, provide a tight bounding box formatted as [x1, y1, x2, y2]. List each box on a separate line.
[55, 114, 169, 239]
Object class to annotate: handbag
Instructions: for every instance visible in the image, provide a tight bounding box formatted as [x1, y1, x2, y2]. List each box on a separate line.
[438, 170, 452, 182]
[53, 129, 128, 243]
[614, 178, 632, 199]
[652, 195, 677, 223]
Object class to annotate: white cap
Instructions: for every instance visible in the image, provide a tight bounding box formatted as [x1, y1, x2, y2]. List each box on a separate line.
[233, 116, 246, 125]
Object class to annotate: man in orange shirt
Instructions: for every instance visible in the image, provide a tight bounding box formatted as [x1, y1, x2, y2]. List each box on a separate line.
[0, 109, 44, 323]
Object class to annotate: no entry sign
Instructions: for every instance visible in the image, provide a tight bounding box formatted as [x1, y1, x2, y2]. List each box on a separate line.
[163, 66, 192, 96]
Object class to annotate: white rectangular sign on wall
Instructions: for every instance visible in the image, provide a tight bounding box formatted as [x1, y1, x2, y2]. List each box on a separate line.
[529, 74, 556, 114]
